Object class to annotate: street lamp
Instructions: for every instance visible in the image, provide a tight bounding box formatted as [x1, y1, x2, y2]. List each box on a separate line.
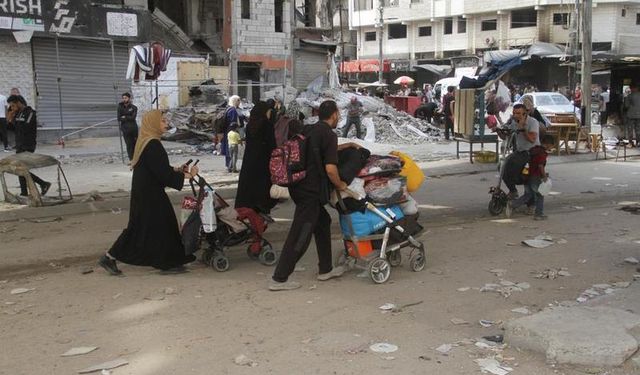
[377, 1, 384, 83]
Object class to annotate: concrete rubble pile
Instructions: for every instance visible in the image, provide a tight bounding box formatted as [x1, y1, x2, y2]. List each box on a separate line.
[164, 83, 442, 146]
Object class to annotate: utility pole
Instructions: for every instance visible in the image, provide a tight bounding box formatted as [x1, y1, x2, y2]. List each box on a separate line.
[581, 0, 592, 130]
[377, 0, 384, 83]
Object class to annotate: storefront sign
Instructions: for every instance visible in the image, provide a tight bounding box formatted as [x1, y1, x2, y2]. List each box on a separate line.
[0, 0, 149, 40]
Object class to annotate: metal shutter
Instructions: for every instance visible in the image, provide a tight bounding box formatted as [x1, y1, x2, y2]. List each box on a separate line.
[294, 50, 328, 89]
[32, 37, 131, 129]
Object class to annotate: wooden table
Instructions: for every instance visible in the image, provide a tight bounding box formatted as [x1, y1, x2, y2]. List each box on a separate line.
[454, 135, 499, 164]
[546, 123, 578, 155]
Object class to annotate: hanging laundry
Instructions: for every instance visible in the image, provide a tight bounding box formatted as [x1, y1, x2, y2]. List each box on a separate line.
[126, 42, 172, 82]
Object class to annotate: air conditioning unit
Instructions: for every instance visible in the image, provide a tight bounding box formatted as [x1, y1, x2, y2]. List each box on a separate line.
[484, 37, 496, 47]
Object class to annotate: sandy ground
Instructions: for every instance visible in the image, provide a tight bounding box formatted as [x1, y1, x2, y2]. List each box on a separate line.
[2, 158, 640, 374]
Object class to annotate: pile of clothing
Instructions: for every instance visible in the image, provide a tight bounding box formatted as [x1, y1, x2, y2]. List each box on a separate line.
[333, 148, 425, 240]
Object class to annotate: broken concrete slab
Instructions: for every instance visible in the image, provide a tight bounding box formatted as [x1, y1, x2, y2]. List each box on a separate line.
[505, 305, 640, 367]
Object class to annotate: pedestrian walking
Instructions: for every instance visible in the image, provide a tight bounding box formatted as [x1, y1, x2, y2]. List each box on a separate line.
[342, 96, 364, 139]
[222, 95, 242, 170]
[117, 93, 138, 161]
[506, 134, 554, 221]
[7, 95, 51, 197]
[270, 100, 359, 291]
[0, 91, 9, 152]
[235, 101, 277, 214]
[599, 86, 609, 126]
[442, 86, 455, 140]
[98, 110, 199, 275]
[623, 84, 640, 146]
[226, 123, 242, 173]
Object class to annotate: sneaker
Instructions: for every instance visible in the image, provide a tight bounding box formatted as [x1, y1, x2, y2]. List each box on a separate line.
[526, 206, 535, 215]
[98, 255, 122, 275]
[40, 182, 51, 196]
[3, 148, 11, 153]
[317, 265, 345, 281]
[268, 280, 301, 291]
[533, 214, 548, 221]
[504, 201, 512, 218]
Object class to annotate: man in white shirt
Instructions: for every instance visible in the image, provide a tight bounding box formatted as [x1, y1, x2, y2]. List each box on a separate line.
[0, 93, 9, 151]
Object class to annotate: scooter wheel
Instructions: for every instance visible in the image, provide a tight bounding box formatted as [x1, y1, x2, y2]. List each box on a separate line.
[210, 254, 230, 272]
[488, 197, 505, 216]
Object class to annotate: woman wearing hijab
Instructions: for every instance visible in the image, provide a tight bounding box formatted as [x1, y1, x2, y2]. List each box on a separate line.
[235, 101, 277, 214]
[98, 110, 200, 275]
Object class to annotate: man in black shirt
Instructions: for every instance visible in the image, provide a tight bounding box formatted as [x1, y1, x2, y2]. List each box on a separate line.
[117, 92, 138, 160]
[442, 86, 456, 140]
[270, 100, 359, 291]
[7, 95, 51, 196]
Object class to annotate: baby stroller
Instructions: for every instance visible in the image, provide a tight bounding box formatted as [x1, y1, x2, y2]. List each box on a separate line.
[183, 176, 278, 272]
[488, 127, 528, 215]
[335, 190, 427, 284]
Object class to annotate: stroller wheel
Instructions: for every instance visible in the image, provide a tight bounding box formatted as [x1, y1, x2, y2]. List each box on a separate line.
[409, 247, 427, 272]
[488, 196, 505, 216]
[210, 253, 230, 272]
[259, 245, 279, 266]
[388, 250, 402, 267]
[368, 258, 391, 284]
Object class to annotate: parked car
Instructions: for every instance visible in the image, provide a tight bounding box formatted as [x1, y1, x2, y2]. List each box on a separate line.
[517, 92, 581, 123]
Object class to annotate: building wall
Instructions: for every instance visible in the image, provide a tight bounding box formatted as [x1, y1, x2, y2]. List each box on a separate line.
[352, 1, 640, 59]
[0, 36, 35, 108]
[234, 0, 291, 60]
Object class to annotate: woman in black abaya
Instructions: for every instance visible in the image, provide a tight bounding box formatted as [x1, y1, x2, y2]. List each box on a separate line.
[235, 101, 277, 214]
[98, 110, 200, 275]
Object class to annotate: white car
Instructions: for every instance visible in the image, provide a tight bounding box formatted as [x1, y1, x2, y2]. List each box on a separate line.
[517, 92, 580, 122]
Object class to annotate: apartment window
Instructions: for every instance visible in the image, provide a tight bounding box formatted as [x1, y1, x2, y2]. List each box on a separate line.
[241, 0, 250, 19]
[593, 42, 612, 51]
[384, 0, 399, 7]
[444, 19, 453, 34]
[418, 26, 432, 37]
[355, 0, 373, 11]
[553, 13, 570, 26]
[274, 0, 283, 32]
[621, 9, 626, 17]
[458, 17, 466, 33]
[511, 8, 537, 28]
[388, 23, 407, 39]
[637, 13, 640, 24]
[481, 19, 497, 31]
[365, 31, 377, 41]
[411, 0, 422, 3]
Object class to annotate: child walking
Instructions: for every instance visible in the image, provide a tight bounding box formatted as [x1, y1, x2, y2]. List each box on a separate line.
[227, 124, 242, 173]
[506, 134, 554, 220]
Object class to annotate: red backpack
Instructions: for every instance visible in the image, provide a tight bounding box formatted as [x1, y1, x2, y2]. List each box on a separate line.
[269, 133, 308, 187]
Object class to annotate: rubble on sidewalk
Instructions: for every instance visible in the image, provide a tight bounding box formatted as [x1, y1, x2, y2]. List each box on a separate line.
[163, 83, 443, 147]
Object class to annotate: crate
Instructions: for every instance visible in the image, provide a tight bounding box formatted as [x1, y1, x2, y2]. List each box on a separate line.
[473, 150, 497, 163]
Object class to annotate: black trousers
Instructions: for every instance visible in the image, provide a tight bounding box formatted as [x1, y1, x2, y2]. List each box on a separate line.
[272, 199, 333, 282]
[0, 118, 8, 148]
[444, 116, 454, 140]
[121, 124, 138, 160]
[19, 173, 48, 196]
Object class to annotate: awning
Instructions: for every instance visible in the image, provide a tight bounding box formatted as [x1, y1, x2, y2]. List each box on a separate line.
[413, 64, 452, 77]
[340, 59, 391, 73]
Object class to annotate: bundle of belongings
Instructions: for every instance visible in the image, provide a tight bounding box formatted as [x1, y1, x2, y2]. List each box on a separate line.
[332, 148, 425, 244]
[126, 41, 172, 82]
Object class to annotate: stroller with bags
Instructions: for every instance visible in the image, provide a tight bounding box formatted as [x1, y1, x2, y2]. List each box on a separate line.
[181, 175, 278, 272]
[334, 190, 427, 284]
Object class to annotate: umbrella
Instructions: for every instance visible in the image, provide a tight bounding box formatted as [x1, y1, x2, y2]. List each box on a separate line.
[394, 76, 415, 85]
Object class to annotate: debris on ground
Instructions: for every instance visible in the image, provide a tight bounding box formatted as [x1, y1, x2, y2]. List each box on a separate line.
[435, 344, 452, 355]
[480, 280, 529, 298]
[10, 288, 35, 295]
[576, 280, 635, 303]
[479, 320, 501, 328]
[61, 347, 98, 357]
[27, 216, 63, 223]
[488, 269, 507, 277]
[475, 357, 513, 375]
[511, 307, 531, 315]
[532, 267, 571, 279]
[164, 85, 443, 147]
[81, 191, 104, 202]
[624, 257, 639, 265]
[450, 318, 470, 325]
[379, 303, 396, 312]
[233, 354, 258, 367]
[369, 343, 398, 354]
[522, 234, 554, 248]
[619, 203, 640, 215]
[77, 358, 128, 374]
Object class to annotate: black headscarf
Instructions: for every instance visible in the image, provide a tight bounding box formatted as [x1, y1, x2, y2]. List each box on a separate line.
[247, 101, 271, 138]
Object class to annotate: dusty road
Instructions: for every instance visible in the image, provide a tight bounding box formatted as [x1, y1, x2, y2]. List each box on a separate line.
[1, 158, 639, 374]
